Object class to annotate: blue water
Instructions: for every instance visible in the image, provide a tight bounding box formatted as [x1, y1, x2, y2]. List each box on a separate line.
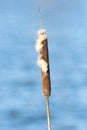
[0, 0, 87, 130]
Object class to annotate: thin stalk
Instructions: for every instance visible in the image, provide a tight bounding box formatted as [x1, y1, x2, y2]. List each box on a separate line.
[46, 97, 51, 130]
[38, 6, 43, 29]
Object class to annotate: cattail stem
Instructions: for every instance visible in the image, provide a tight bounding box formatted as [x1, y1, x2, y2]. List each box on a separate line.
[46, 97, 51, 130]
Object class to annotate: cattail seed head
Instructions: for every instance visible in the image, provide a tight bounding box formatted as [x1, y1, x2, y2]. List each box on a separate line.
[35, 29, 51, 97]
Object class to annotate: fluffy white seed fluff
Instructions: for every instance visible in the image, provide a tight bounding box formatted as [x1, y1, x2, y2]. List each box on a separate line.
[35, 39, 43, 52]
[35, 29, 47, 52]
[38, 29, 47, 42]
[35, 29, 48, 74]
[38, 58, 48, 73]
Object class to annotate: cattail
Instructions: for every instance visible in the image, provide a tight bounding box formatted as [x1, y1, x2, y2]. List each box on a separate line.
[35, 28, 51, 130]
[35, 29, 51, 97]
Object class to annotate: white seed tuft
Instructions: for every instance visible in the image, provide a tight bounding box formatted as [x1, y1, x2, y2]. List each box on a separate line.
[35, 29, 48, 74]
[38, 58, 48, 73]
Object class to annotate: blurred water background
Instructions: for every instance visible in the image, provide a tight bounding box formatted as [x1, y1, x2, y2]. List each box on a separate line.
[0, 0, 87, 130]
